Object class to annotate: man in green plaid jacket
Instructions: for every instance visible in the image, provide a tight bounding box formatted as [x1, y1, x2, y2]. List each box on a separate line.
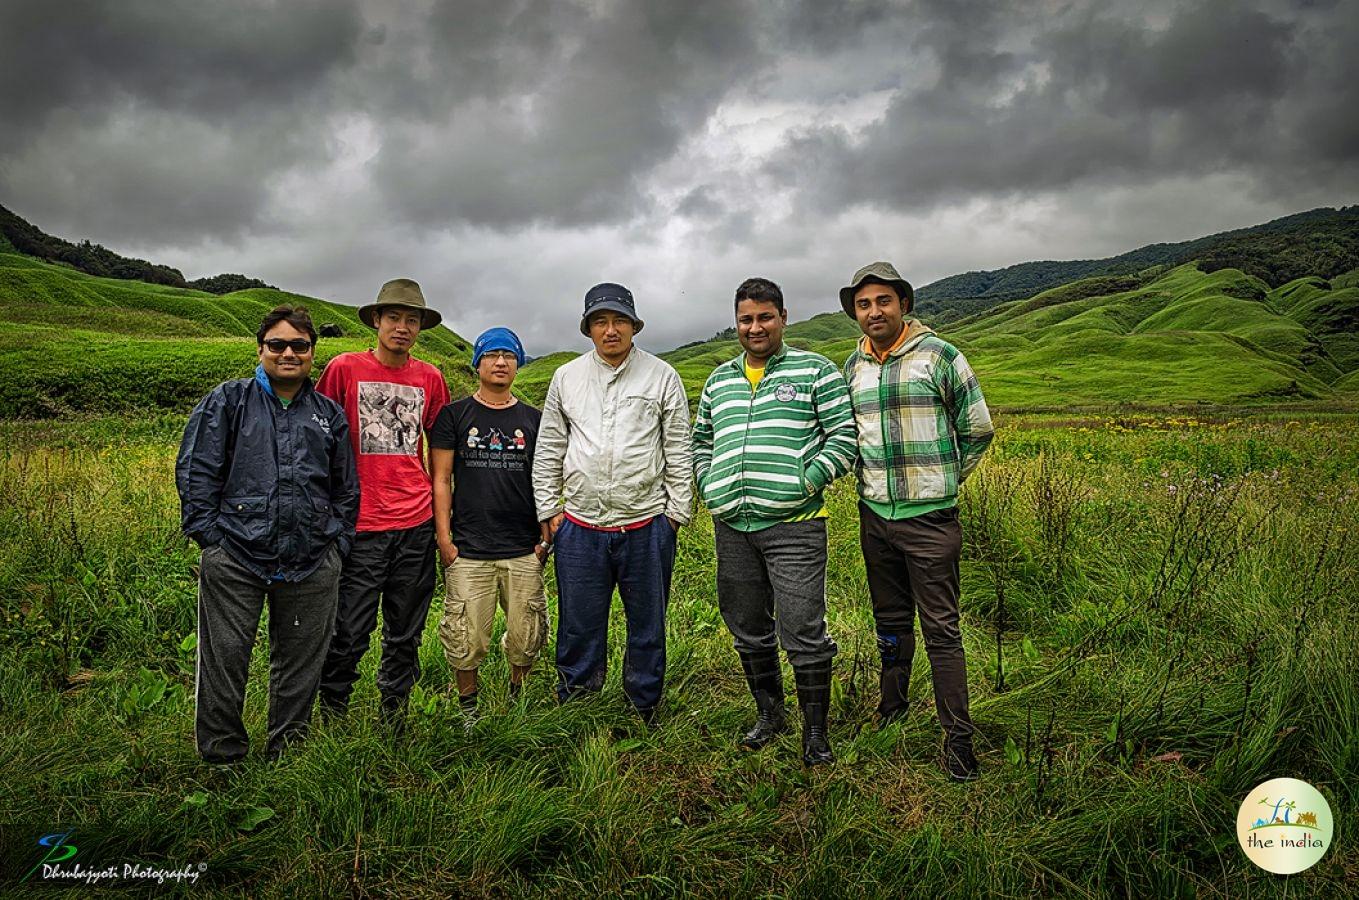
[840, 261, 994, 782]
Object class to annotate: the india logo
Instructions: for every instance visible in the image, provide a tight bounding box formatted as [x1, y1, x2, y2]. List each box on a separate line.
[1236, 778, 1333, 874]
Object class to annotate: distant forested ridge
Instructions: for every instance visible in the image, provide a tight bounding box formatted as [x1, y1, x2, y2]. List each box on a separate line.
[0, 203, 275, 294]
[916, 206, 1359, 323]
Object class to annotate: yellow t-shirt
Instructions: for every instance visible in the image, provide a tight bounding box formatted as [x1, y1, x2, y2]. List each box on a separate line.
[744, 357, 765, 391]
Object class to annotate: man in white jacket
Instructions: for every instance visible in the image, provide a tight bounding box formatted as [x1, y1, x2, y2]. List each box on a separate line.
[533, 283, 693, 722]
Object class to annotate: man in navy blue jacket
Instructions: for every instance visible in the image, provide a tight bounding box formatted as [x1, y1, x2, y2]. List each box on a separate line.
[176, 305, 359, 763]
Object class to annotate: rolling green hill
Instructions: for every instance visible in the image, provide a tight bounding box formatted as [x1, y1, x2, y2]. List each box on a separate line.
[914, 205, 1359, 324]
[514, 261, 1359, 411]
[4, 207, 1359, 417]
[0, 250, 476, 417]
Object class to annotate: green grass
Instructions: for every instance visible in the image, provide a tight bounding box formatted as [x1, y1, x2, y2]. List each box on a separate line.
[0, 413, 1354, 895]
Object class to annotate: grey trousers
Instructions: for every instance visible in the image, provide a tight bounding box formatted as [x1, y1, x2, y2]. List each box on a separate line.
[714, 518, 837, 668]
[195, 543, 341, 762]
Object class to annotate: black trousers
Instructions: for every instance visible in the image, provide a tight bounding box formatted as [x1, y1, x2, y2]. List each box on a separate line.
[318, 520, 436, 711]
[859, 502, 974, 744]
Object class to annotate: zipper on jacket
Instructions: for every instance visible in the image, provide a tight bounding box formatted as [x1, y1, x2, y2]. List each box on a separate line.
[878, 354, 893, 505]
[737, 361, 757, 530]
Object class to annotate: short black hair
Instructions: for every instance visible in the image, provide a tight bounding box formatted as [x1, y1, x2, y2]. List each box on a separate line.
[256, 305, 318, 345]
[734, 277, 784, 313]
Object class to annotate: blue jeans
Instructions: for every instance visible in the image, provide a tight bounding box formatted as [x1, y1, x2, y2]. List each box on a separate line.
[553, 516, 676, 711]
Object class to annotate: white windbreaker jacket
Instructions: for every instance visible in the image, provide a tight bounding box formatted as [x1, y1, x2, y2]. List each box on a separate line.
[533, 347, 694, 527]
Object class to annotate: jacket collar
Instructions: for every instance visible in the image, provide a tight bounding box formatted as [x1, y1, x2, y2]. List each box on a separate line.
[731, 340, 789, 374]
[254, 364, 312, 404]
[590, 345, 638, 374]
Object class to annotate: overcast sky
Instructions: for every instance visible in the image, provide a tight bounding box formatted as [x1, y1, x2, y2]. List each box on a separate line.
[2, 0, 1356, 353]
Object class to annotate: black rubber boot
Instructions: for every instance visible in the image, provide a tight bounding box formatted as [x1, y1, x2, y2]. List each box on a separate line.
[876, 631, 914, 724]
[738, 650, 787, 750]
[794, 661, 834, 766]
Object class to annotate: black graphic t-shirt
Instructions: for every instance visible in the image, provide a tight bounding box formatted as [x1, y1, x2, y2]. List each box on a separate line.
[429, 396, 541, 559]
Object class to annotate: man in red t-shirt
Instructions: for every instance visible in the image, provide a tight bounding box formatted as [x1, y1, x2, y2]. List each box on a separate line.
[316, 278, 451, 721]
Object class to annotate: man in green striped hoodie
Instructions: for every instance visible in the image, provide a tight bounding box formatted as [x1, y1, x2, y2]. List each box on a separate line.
[692, 277, 858, 765]
[841, 261, 994, 782]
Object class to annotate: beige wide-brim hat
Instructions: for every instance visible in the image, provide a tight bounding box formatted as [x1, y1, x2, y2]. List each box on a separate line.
[358, 278, 443, 329]
[839, 261, 915, 316]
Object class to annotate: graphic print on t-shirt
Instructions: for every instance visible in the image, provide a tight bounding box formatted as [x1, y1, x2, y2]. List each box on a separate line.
[357, 381, 426, 455]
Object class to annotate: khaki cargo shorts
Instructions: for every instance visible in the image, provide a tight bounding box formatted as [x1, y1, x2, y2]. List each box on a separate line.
[439, 553, 548, 671]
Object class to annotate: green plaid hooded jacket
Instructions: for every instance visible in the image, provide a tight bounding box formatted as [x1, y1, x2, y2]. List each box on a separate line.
[842, 322, 994, 515]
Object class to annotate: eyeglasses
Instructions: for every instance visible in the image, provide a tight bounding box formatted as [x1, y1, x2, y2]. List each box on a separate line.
[480, 350, 518, 363]
[262, 338, 314, 354]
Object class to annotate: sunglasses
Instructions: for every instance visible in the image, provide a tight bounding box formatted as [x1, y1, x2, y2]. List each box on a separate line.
[262, 338, 314, 354]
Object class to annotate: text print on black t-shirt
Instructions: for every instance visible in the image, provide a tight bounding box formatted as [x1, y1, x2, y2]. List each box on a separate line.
[463, 423, 529, 470]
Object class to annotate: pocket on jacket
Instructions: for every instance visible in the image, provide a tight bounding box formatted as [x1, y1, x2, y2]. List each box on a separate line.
[221, 495, 267, 515]
[313, 494, 342, 538]
[219, 494, 269, 543]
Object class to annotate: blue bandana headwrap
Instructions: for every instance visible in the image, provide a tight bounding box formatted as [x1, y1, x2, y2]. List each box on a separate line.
[472, 327, 526, 368]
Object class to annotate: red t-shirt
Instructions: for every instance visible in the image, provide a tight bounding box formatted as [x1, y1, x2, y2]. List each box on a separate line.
[316, 350, 450, 532]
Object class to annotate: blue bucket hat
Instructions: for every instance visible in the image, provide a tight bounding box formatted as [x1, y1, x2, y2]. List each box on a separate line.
[472, 327, 526, 368]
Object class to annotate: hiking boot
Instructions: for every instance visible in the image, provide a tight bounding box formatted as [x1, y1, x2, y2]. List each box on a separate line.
[942, 741, 981, 782]
[794, 661, 834, 766]
[738, 650, 787, 750]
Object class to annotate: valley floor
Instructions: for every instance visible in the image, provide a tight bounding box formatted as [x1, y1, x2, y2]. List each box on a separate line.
[0, 412, 1355, 897]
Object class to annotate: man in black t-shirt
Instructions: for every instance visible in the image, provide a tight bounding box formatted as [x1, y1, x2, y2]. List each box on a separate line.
[430, 327, 550, 724]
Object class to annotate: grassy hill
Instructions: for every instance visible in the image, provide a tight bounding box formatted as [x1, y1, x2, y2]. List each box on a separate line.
[0, 250, 476, 417]
[4, 214, 1359, 417]
[914, 205, 1359, 324]
[514, 261, 1359, 411]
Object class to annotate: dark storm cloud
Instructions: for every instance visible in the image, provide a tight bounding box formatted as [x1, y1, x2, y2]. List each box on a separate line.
[368, 0, 765, 229]
[0, 0, 1353, 352]
[0, 0, 365, 139]
[0, 0, 367, 243]
[765, 0, 1358, 213]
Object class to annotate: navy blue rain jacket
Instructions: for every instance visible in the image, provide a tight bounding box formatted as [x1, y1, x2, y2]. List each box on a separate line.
[176, 368, 359, 582]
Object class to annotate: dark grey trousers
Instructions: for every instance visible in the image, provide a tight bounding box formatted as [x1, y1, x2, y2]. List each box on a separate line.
[859, 502, 974, 744]
[195, 543, 341, 762]
[714, 518, 837, 668]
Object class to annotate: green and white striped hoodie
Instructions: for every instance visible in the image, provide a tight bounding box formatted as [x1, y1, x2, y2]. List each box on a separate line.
[692, 343, 858, 532]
